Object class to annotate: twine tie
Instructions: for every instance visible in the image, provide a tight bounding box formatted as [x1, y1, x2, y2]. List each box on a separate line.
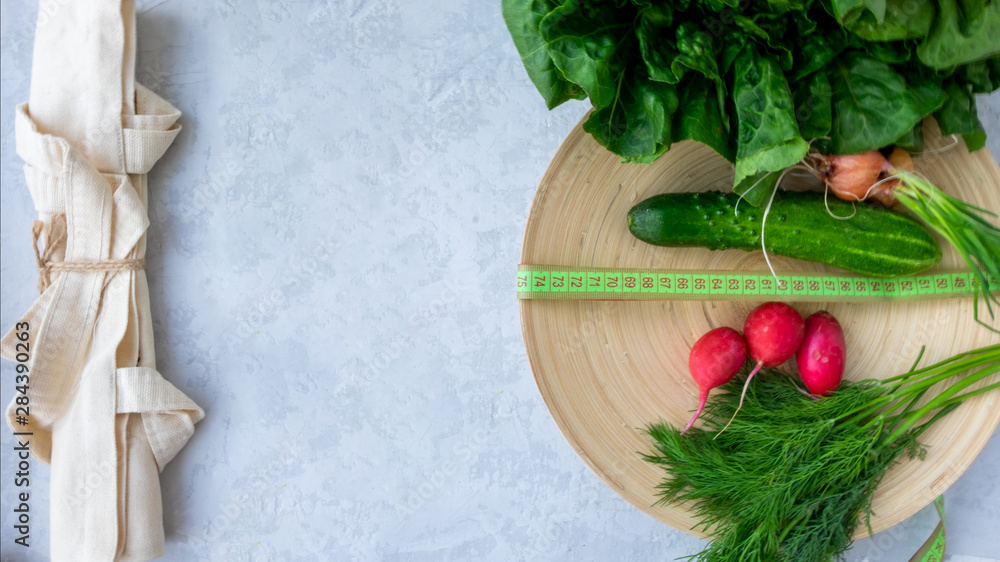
[33, 214, 145, 293]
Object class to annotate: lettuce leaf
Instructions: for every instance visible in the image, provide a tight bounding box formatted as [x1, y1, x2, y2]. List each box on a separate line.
[917, 0, 1000, 69]
[833, 0, 933, 41]
[935, 78, 987, 151]
[793, 70, 833, 140]
[961, 56, 1000, 93]
[674, 74, 734, 162]
[830, 52, 945, 154]
[503, 0, 1000, 207]
[538, 1, 634, 109]
[732, 45, 809, 186]
[501, 0, 585, 109]
[583, 69, 679, 161]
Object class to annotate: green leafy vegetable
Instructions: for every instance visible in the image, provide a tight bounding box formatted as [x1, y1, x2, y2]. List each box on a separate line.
[916, 0, 1000, 69]
[644, 345, 1000, 561]
[788, 31, 845, 82]
[834, 0, 934, 42]
[893, 121, 924, 152]
[502, 0, 1000, 205]
[732, 44, 810, 185]
[890, 170, 1000, 324]
[961, 56, 1000, 93]
[936, 78, 987, 150]
[537, 1, 633, 109]
[734, 171, 781, 208]
[635, 5, 680, 84]
[674, 74, 734, 162]
[829, 53, 945, 154]
[792, 70, 832, 139]
[583, 69, 678, 162]
[501, 0, 584, 109]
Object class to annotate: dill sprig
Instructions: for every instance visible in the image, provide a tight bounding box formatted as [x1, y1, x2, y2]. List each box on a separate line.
[643, 344, 1000, 562]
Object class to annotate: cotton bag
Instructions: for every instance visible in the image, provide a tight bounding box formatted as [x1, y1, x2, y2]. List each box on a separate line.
[2, 1, 203, 559]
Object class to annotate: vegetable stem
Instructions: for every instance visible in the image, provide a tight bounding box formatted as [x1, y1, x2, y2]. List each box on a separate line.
[894, 170, 1000, 331]
[842, 350, 1000, 426]
[884, 362, 1000, 444]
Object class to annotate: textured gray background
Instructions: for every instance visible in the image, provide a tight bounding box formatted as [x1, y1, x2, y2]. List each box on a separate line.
[1, 1, 999, 561]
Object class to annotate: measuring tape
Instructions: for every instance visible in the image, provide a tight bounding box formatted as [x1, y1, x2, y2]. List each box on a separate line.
[912, 496, 946, 562]
[517, 265, 998, 302]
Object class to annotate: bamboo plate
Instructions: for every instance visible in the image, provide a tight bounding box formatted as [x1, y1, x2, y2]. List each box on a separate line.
[519, 116, 1000, 539]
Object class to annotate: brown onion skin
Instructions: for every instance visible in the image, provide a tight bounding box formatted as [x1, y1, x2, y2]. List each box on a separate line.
[873, 148, 916, 206]
[824, 151, 889, 202]
[887, 147, 914, 172]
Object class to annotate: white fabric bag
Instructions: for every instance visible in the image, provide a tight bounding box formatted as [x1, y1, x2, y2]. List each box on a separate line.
[2, 1, 203, 560]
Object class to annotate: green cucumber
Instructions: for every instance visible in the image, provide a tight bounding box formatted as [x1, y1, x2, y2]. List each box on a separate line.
[627, 191, 942, 277]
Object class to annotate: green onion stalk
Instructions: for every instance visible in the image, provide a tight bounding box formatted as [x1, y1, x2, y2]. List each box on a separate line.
[891, 170, 1000, 331]
[643, 344, 1000, 562]
[811, 149, 1000, 331]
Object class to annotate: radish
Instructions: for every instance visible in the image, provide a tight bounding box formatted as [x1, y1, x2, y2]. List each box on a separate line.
[682, 327, 747, 435]
[808, 147, 1000, 329]
[744, 302, 806, 374]
[796, 311, 846, 396]
[717, 302, 805, 435]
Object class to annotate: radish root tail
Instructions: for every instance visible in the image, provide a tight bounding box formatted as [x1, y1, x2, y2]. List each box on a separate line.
[715, 362, 764, 439]
[680, 399, 706, 435]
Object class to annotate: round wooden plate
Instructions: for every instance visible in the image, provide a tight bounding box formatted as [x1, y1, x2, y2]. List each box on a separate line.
[519, 117, 1000, 539]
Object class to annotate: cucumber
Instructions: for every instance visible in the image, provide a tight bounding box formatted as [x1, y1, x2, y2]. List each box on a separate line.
[627, 191, 941, 277]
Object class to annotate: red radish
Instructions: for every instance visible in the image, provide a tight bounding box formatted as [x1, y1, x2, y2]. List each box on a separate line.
[744, 302, 806, 371]
[796, 311, 846, 396]
[717, 302, 805, 435]
[682, 327, 747, 435]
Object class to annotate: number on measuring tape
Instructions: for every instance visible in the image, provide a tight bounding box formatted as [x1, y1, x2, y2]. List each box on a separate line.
[517, 267, 983, 303]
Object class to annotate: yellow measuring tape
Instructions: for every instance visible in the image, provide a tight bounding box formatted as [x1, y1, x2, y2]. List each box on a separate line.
[517, 265, 997, 302]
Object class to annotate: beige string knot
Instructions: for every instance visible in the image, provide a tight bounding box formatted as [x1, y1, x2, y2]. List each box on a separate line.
[33, 214, 145, 293]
